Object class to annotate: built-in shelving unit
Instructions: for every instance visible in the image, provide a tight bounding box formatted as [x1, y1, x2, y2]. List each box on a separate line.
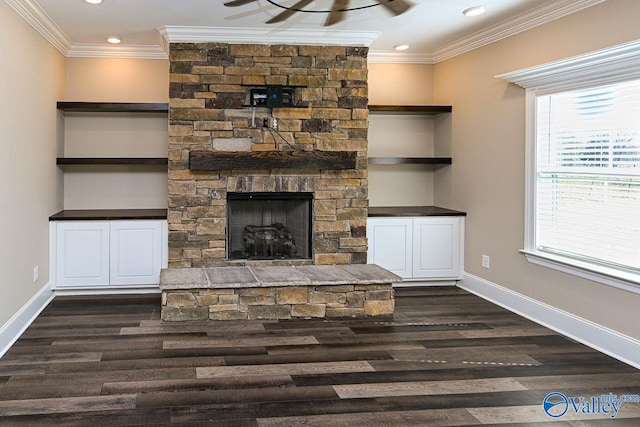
[367, 104, 452, 167]
[51, 102, 169, 292]
[56, 102, 169, 169]
[366, 104, 464, 283]
[55, 101, 169, 220]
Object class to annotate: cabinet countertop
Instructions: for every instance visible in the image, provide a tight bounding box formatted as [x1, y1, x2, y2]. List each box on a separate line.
[49, 209, 168, 221]
[368, 206, 466, 217]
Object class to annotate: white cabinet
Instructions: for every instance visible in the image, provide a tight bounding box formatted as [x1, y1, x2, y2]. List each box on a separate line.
[110, 221, 164, 286]
[367, 216, 464, 284]
[366, 218, 413, 278]
[412, 217, 462, 279]
[55, 222, 110, 287]
[52, 220, 167, 289]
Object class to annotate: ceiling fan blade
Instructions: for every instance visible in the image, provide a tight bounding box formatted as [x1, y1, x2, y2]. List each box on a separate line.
[266, 0, 313, 23]
[325, 0, 350, 26]
[224, 0, 258, 7]
[375, 0, 414, 16]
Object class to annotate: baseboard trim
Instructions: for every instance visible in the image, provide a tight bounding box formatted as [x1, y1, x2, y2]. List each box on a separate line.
[0, 282, 54, 358]
[394, 280, 458, 287]
[459, 273, 640, 369]
[53, 286, 161, 296]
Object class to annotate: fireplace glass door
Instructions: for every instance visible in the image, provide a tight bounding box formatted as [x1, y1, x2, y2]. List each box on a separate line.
[227, 192, 312, 260]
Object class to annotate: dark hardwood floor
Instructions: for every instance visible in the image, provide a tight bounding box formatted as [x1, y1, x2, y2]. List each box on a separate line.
[0, 287, 638, 426]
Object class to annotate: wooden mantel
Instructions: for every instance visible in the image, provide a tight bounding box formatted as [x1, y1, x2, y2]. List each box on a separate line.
[189, 150, 358, 171]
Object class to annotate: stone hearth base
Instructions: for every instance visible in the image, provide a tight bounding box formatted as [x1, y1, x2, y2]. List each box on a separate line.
[160, 264, 401, 321]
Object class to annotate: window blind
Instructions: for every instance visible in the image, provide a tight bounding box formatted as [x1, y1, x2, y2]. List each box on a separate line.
[535, 79, 640, 272]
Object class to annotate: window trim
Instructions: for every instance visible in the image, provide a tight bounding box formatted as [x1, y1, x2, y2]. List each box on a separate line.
[497, 39, 640, 294]
[520, 249, 640, 294]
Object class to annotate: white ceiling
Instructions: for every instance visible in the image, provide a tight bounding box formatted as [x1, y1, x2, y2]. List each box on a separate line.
[8, 0, 604, 63]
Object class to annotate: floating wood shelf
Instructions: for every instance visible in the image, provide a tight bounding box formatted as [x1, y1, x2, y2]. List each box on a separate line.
[49, 209, 168, 221]
[368, 105, 452, 114]
[57, 102, 169, 113]
[189, 151, 357, 171]
[368, 157, 452, 165]
[57, 158, 168, 166]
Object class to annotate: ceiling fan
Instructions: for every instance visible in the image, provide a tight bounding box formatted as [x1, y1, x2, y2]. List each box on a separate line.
[224, 0, 414, 27]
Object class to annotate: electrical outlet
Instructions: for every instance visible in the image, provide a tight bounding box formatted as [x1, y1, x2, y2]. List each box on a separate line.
[33, 266, 39, 282]
[481, 255, 490, 269]
[263, 117, 278, 129]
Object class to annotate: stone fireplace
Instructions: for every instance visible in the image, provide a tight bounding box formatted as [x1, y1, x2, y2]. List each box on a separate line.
[167, 43, 369, 267]
[161, 42, 400, 321]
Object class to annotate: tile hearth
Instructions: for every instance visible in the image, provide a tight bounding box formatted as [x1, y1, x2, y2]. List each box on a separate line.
[160, 264, 401, 321]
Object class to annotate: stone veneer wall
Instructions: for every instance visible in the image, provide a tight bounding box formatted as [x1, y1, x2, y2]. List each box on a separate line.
[168, 43, 369, 268]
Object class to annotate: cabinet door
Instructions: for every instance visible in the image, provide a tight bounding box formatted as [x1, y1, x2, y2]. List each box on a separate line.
[367, 217, 413, 278]
[413, 217, 463, 279]
[110, 221, 163, 285]
[56, 222, 110, 287]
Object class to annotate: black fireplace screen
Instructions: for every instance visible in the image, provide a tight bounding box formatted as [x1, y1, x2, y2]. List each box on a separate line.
[227, 192, 312, 260]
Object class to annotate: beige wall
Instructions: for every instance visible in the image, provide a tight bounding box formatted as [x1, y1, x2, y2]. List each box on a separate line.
[0, 2, 65, 325]
[65, 58, 168, 102]
[368, 63, 434, 105]
[433, 0, 640, 339]
[63, 58, 170, 209]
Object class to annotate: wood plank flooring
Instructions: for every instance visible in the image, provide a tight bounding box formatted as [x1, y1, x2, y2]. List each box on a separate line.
[0, 287, 638, 426]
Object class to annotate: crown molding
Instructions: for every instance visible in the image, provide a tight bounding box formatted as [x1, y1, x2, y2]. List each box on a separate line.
[6, 0, 603, 62]
[66, 44, 168, 60]
[368, 51, 434, 65]
[157, 26, 380, 48]
[5, 0, 71, 54]
[432, 0, 606, 63]
[496, 39, 640, 93]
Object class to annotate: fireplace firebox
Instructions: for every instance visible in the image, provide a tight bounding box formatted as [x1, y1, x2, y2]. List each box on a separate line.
[227, 192, 312, 261]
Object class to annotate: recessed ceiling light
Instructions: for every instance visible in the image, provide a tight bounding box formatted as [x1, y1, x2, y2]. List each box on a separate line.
[107, 36, 121, 44]
[394, 44, 410, 51]
[463, 6, 486, 17]
[84, 0, 103, 4]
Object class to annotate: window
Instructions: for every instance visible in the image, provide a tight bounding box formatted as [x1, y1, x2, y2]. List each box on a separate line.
[536, 81, 640, 273]
[498, 40, 640, 291]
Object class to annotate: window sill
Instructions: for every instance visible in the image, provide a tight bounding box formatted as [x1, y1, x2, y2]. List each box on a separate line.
[520, 250, 640, 295]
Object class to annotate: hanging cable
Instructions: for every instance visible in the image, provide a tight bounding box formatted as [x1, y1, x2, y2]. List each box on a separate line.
[266, 125, 298, 151]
